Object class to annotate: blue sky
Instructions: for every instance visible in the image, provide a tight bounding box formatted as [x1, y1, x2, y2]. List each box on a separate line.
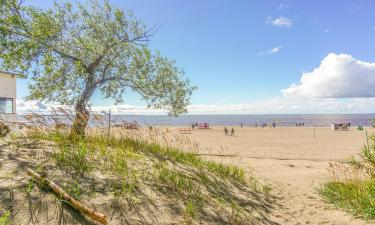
[16, 0, 375, 114]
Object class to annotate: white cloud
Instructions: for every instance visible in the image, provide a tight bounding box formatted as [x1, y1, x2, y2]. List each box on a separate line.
[15, 97, 375, 115]
[258, 46, 282, 55]
[282, 53, 375, 98]
[278, 4, 291, 11]
[267, 16, 293, 28]
[324, 28, 331, 32]
[14, 53, 375, 115]
[16, 100, 61, 114]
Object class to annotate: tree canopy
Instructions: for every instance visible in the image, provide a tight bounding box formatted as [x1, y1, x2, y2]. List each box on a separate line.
[0, 0, 195, 134]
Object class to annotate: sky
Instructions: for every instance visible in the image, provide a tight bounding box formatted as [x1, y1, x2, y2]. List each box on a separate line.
[16, 0, 375, 114]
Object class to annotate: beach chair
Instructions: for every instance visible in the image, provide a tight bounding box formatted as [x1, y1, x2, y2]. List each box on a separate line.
[198, 123, 210, 129]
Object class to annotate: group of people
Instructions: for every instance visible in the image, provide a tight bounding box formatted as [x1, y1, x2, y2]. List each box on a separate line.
[255, 122, 276, 128]
[191, 122, 198, 129]
[224, 127, 235, 136]
[295, 122, 305, 127]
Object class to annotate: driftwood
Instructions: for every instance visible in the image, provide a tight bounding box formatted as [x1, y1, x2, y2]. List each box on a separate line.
[25, 168, 108, 225]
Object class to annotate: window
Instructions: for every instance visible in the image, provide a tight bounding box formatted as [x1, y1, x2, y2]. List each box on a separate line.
[0, 98, 13, 114]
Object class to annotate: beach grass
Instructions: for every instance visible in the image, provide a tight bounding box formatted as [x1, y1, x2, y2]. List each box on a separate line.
[320, 179, 375, 219]
[321, 135, 375, 220]
[0, 210, 10, 225]
[17, 123, 269, 224]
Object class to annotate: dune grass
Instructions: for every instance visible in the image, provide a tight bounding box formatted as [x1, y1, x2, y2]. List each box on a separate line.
[19, 124, 269, 224]
[320, 179, 375, 219]
[320, 135, 375, 220]
[0, 211, 10, 225]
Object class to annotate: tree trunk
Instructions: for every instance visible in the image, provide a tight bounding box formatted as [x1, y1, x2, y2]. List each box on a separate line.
[71, 101, 90, 136]
[71, 83, 95, 136]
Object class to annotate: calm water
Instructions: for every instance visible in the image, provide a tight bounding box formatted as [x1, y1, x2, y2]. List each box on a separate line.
[10, 114, 375, 127]
[111, 114, 375, 127]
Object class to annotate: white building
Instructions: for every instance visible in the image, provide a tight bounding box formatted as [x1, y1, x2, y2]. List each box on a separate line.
[0, 71, 17, 114]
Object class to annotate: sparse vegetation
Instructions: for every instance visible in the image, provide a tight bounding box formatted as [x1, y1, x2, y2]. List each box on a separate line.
[0, 210, 10, 225]
[2, 113, 272, 224]
[321, 134, 375, 220]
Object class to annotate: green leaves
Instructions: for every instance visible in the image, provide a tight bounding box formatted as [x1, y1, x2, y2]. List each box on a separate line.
[0, 0, 195, 122]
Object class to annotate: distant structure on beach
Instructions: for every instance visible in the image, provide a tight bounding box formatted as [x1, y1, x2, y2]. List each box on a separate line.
[331, 122, 351, 131]
[0, 71, 17, 117]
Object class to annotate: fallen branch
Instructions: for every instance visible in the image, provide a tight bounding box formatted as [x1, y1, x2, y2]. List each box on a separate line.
[25, 168, 108, 225]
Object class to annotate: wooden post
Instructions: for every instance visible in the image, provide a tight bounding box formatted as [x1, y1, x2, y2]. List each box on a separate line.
[108, 109, 111, 137]
[314, 123, 316, 140]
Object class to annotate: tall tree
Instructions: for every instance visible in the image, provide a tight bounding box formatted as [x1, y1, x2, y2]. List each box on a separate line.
[0, 0, 195, 135]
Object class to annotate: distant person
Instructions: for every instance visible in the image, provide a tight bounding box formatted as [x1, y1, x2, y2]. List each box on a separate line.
[192, 124, 194, 129]
[302, 122, 304, 126]
[241, 123, 243, 128]
[255, 123, 258, 128]
[224, 127, 228, 135]
[272, 122, 275, 128]
[231, 128, 234, 136]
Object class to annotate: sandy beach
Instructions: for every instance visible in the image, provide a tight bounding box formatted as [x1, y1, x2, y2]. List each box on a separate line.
[169, 126, 373, 225]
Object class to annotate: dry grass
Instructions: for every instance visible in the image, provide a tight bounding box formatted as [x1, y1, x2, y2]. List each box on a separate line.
[1, 111, 273, 224]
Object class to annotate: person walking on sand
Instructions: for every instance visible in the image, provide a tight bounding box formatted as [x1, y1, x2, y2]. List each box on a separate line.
[272, 122, 275, 129]
[224, 127, 228, 135]
[255, 123, 258, 128]
[241, 123, 243, 128]
[231, 128, 234, 136]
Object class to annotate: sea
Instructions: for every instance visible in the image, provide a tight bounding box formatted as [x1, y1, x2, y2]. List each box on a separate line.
[4, 114, 374, 127]
[97, 114, 374, 127]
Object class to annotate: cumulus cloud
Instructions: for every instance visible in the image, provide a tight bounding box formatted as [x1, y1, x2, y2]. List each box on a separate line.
[267, 16, 293, 28]
[282, 53, 375, 98]
[258, 46, 282, 55]
[14, 53, 375, 115]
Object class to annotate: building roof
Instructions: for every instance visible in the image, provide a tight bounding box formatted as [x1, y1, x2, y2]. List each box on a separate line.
[0, 71, 18, 77]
